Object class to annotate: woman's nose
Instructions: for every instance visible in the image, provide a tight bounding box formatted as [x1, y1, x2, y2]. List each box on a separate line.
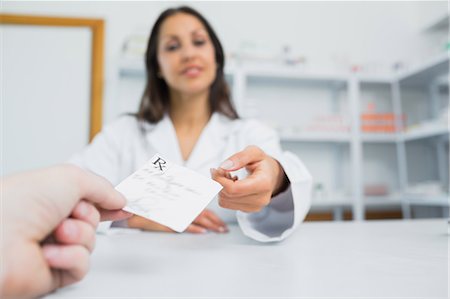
[180, 44, 196, 62]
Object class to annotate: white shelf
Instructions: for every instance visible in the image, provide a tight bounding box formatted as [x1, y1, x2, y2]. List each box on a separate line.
[280, 132, 350, 143]
[364, 196, 403, 206]
[423, 13, 449, 32]
[362, 133, 398, 143]
[358, 74, 394, 84]
[119, 59, 145, 77]
[403, 194, 449, 207]
[403, 123, 449, 141]
[244, 67, 349, 84]
[397, 52, 449, 87]
[311, 199, 353, 210]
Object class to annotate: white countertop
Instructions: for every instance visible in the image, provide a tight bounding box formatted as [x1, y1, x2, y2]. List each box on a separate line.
[45, 219, 448, 298]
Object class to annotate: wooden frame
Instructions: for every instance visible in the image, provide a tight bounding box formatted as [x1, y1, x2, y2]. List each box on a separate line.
[0, 14, 104, 141]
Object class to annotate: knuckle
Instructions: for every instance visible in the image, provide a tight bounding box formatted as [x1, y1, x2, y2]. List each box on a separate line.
[225, 185, 238, 196]
[218, 198, 231, 209]
[58, 164, 83, 182]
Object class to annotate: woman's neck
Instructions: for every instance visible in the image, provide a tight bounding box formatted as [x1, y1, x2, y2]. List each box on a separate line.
[168, 90, 212, 161]
[169, 90, 211, 128]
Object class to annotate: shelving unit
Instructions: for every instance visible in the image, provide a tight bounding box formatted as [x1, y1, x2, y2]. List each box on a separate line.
[117, 51, 449, 221]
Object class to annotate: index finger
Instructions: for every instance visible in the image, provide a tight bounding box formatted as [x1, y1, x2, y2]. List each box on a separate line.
[211, 168, 261, 197]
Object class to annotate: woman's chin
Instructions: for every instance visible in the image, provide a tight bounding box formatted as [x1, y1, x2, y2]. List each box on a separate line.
[179, 85, 211, 96]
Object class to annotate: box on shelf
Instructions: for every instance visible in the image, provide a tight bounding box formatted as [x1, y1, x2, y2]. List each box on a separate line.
[361, 113, 406, 133]
[305, 115, 350, 133]
[364, 184, 389, 196]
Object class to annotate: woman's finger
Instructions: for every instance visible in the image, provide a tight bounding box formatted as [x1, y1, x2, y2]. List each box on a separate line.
[211, 168, 266, 198]
[185, 224, 207, 234]
[98, 208, 132, 222]
[194, 215, 224, 233]
[203, 210, 228, 232]
[53, 219, 96, 252]
[219, 146, 265, 171]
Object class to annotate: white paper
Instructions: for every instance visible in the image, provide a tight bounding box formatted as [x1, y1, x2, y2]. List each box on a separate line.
[115, 153, 222, 232]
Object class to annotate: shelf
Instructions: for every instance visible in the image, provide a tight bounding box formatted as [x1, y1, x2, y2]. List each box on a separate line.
[280, 132, 351, 143]
[403, 194, 449, 207]
[311, 199, 353, 211]
[245, 68, 348, 85]
[119, 59, 145, 77]
[403, 123, 449, 141]
[422, 13, 449, 32]
[357, 74, 394, 84]
[364, 196, 403, 206]
[362, 133, 398, 143]
[398, 53, 449, 87]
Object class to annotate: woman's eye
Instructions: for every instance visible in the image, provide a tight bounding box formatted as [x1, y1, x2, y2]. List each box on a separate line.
[193, 40, 206, 47]
[166, 44, 179, 51]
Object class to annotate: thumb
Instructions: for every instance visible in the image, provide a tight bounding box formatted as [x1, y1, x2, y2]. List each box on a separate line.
[219, 145, 265, 171]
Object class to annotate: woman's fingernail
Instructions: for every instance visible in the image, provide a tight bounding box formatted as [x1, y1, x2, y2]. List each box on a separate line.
[200, 228, 207, 234]
[220, 160, 234, 170]
[210, 168, 216, 176]
[218, 226, 227, 233]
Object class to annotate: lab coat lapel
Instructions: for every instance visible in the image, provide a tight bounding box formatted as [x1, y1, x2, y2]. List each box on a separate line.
[185, 113, 230, 170]
[146, 114, 184, 165]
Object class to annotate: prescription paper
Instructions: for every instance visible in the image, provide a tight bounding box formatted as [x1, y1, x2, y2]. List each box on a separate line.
[116, 153, 222, 232]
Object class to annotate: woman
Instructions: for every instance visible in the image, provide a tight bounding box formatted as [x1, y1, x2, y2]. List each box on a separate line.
[71, 6, 312, 242]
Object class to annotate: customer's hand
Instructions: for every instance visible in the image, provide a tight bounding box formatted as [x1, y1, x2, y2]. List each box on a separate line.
[211, 145, 289, 213]
[127, 209, 228, 234]
[1, 164, 131, 299]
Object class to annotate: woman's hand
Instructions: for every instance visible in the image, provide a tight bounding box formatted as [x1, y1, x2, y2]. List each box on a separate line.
[211, 145, 289, 213]
[127, 209, 228, 234]
[186, 209, 228, 233]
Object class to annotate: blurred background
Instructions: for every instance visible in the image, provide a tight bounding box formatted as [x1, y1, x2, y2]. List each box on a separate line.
[1, 1, 448, 221]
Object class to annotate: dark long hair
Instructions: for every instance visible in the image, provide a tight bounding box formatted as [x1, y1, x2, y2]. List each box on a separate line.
[137, 6, 238, 123]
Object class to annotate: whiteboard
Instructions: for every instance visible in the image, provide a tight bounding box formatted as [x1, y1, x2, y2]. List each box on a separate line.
[1, 25, 92, 176]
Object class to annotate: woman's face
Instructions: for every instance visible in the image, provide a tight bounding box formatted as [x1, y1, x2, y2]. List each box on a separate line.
[157, 13, 217, 96]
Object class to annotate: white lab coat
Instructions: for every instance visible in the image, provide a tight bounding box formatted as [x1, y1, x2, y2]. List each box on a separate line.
[70, 112, 312, 242]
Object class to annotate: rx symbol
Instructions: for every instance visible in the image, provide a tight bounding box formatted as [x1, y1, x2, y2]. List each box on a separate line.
[152, 157, 167, 171]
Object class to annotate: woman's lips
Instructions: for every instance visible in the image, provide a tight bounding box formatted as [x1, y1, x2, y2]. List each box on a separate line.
[182, 66, 202, 77]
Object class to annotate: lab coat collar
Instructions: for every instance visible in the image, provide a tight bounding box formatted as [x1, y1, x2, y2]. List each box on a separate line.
[146, 112, 233, 169]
